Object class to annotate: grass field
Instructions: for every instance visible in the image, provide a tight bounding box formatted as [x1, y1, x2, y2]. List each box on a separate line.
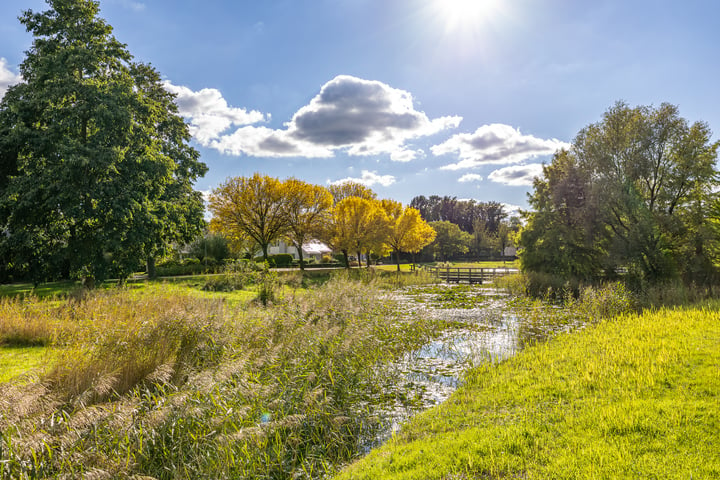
[337, 302, 720, 479]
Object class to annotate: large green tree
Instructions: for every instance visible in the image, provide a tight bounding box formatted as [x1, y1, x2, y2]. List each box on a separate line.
[521, 102, 719, 288]
[426, 220, 471, 261]
[0, 0, 206, 285]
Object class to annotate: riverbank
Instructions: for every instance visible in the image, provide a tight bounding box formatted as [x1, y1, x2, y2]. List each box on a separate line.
[338, 302, 720, 479]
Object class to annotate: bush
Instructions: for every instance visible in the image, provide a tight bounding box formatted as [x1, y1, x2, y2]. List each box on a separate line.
[202, 260, 264, 292]
[268, 254, 294, 268]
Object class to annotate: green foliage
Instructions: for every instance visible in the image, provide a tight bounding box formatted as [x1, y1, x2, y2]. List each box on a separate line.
[201, 260, 264, 292]
[0, 0, 206, 285]
[425, 220, 472, 261]
[520, 102, 720, 291]
[189, 232, 231, 263]
[268, 253, 294, 268]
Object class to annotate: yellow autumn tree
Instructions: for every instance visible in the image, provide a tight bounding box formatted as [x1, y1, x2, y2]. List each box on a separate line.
[324, 196, 388, 268]
[282, 179, 333, 270]
[383, 200, 436, 271]
[208, 173, 289, 261]
[328, 181, 377, 202]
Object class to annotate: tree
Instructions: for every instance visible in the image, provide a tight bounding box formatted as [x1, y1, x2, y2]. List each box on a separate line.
[382, 200, 436, 271]
[328, 182, 376, 203]
[208, 174, 289, 262]
[189, 232, 231, 264]
[0, 0, 206, 285]
[519, 149, 606, 286]
[521, 102, 719, 288]
[426, 221, 471, 261]
[323, 197, 387, 268]
[282, 179, 333, 270]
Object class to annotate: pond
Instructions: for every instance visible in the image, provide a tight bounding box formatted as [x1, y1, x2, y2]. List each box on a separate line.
[364, 283, 585, 450]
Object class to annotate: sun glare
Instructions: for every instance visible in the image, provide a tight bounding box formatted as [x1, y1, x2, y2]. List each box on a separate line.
[435, 0, 501, 32]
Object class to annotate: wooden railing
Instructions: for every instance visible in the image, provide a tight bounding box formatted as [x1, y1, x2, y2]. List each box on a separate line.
[424, 266, 518, 284]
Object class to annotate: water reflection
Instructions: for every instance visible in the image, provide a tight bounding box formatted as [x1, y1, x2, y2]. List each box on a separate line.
[369, 284, 581, 447]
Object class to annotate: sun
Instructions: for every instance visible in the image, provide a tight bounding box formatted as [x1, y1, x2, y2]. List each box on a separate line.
[434, 0, 501, 32]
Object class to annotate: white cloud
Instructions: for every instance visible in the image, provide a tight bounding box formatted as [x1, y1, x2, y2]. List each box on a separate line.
[329, 170, 396, 187]
[501, 202, 523, 218]
[181, 75, 461, 159]
[0, 58, 22, 99]
[488, 164, 544, 186]
[163, 81, 268, 145]
[433, 124, 569, 170]
[458, 173, 483, 183]
[390, 148, 424, 162]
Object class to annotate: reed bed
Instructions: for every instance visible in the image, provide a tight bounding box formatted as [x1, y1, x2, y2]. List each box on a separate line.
[0, 276, 440, 479]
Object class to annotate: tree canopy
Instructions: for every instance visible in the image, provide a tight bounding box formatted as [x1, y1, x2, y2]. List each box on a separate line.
[209, 174, 289, 262]
[520, 101, 719, 290]
[0, 0, 206, 285]
[382, 200, 436, 270]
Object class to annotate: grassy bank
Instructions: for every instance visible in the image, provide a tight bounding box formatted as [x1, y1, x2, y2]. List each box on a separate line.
[338, 303, 720, 479]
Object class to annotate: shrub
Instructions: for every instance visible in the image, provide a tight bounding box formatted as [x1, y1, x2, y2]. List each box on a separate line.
[202, 260, 263, 292]
[268, 254, 294, 268]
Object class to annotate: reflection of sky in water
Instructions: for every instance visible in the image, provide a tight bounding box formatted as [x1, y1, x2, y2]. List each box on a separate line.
[369, 289, 521, 447]
[369, 286, 580, 449]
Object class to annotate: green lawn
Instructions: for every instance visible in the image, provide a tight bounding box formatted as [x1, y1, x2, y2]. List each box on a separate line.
[338, 302, 720, 479]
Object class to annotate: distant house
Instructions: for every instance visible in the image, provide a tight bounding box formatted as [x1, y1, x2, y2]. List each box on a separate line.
[268, 240, 332, 262]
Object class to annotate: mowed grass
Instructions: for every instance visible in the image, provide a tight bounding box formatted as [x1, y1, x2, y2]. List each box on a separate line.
[338, 302, 720, 479]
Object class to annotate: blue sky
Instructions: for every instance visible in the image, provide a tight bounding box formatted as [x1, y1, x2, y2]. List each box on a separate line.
[2, 0, 719, 215]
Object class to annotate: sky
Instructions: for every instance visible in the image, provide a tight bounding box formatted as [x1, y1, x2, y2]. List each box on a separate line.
[1, 0, 719, 216]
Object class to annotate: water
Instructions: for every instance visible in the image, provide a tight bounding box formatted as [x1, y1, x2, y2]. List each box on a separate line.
[366, 283, 579, 448]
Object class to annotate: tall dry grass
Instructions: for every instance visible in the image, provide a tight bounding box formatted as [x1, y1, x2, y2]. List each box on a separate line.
[0, 275, 439, 479]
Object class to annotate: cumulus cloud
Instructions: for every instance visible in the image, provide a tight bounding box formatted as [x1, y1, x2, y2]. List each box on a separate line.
[433, 124, 569, 170]
[458, 173, 483, 183]
[488, 164, 544, 186]
[0, 58, 22, 99]
[163, 81, 268, 145]
[390, 148, 424, 162]
[329, 170, 396, 188]
[176, 75, 461, 159]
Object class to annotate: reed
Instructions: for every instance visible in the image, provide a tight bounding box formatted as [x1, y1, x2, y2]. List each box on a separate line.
[0, 275, 441, 479]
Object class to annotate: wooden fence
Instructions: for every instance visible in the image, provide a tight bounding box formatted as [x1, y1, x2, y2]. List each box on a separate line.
[423, 266, 518, 284]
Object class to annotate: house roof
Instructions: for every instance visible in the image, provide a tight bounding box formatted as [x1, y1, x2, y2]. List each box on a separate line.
[302, 240, 332, 255]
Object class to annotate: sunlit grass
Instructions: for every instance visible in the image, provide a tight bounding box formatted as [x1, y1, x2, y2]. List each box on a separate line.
[0, 347, 58, 382]
[337, 304, 720, 479]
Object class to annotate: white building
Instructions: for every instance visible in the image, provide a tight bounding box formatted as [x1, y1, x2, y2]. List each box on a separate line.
[268, 240, 333, 262]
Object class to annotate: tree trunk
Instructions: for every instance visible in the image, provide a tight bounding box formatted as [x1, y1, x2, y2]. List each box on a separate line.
[146, 256, 157, 280]
[342, 250, 350, 269]
[356, 250, 362, 269]
[395, 249, 401, 271]
[297, 247, 305, 271]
